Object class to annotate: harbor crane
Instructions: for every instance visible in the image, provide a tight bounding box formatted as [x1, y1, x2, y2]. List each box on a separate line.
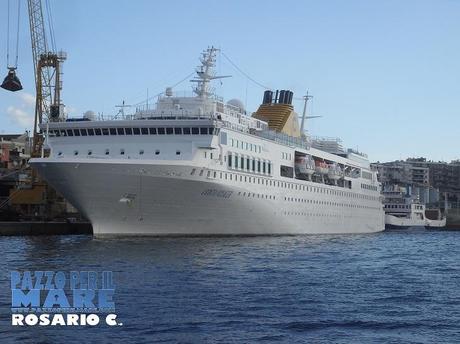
[1, 0, 66, 157]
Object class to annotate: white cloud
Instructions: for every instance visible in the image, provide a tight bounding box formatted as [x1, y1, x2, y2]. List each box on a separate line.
[19, 92, 36, 107]
[5, 92, 36, 129]
[6, 106, 34, 128]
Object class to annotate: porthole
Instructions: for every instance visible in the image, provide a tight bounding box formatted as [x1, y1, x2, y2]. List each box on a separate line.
[105, 149, 110, 155]
[139, 150, 144, 155]
[155, 150, 160, 155]
[88, 150, 92, 156]
[74, 151, 78, 156]
[176, 151, 181, 155]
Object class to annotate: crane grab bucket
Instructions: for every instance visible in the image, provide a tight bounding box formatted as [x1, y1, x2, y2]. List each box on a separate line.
[1, 68, 23, 92]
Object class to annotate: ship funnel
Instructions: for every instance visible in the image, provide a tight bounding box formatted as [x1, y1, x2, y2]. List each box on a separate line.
[263, 90, 273, 104]
[1, 68, 23, 92]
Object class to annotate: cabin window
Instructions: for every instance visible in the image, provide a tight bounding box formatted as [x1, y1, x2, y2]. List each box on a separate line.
[149, 127, 156, 134]
[139, 150, 144, 155]
[263, 162, 266, 174]
[235, 155, 239, 168]
[228, 154, 232, 168]
[257, 160, 261, 172]
[183, 127, 191, 135]
[87, 128, 94, 136]
[252, 160, 255, 171]
[268, 163, 271, 175]
[280, 165, 294, 178]
[246, 158, 250, 170]
[74, 129, 81, 136]
[125, 128, 132, 135]
[176, 151, 181, 155]
[166, 128, 174, 135]
[95, 128, 102, 135]
[192, 127, 199, 135]
[157, 128, 165, 135]
[174, 127, 182, 135]
[133, 128, 141, 135]
[80, 129, 88, 136]
[141, 128, 149, 135]
[117, 128, 124, 135]
[240, 157, 244, 169]
[109, 128, 117, 135]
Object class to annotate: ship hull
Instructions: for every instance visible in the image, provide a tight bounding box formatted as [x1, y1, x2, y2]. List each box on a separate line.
[385, 214, 446, 230]
[30, 159, 385, 236]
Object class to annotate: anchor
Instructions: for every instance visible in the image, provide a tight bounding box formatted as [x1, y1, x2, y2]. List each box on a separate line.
[1, 67, 23, 92]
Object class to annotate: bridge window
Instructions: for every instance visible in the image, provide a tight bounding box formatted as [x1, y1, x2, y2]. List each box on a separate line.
[183, 127, 191, 135]
[102, 128, 109, 135]
[80, 129, 88, 136]
[87, 128, 94, 136]
[200, 127, 208, 135]
[109, 128, 117, 135]
[141, 128, 149, 135]
[133, 128, 141, 135]
[174, 127, 182, 135]
[149, 127, 156, 134]
[166, 127, 174, 135]
[74, 129, 81, 136]
[158, 128, 165, 135]
[192, 127, 199, 135]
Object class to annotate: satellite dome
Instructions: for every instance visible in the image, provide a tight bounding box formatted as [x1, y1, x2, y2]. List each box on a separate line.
[227, 99, 245, 112]
[83, 111, 96, 121]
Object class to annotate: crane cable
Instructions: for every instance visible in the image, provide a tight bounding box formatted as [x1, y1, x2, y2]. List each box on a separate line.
[44, 0, 56, 52]
[5, 0, 21, 69]
[221, 51, 272, 91]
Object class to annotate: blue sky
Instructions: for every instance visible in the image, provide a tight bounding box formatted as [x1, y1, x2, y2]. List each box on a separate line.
[1, 0, 459, 162]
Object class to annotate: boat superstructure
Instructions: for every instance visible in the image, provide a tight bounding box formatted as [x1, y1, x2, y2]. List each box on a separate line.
[29, 47, 384, 235]
[383, 187, 446, 229]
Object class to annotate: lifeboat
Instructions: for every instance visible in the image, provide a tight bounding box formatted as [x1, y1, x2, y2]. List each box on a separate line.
[295, 155, 316, 179]
[315, 160, 328, 174]
[327, 162, 343, 181]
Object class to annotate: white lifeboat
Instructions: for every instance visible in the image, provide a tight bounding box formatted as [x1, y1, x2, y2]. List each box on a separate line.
[327, 162, 343, 181]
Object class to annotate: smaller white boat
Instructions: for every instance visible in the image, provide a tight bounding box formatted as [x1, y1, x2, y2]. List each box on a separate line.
[384, 191, 446, 229]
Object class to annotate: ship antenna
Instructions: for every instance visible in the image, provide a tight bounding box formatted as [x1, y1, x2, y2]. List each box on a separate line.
[300, 91, 322, 135]
[190, 46, 231, 98]
[300, 91, 313, 134]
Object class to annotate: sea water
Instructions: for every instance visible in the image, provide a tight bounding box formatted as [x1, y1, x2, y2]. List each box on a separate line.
[1, 230, 459, 343]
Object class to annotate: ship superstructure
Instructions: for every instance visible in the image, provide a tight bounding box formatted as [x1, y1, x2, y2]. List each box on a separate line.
[30, 47, 384, 235]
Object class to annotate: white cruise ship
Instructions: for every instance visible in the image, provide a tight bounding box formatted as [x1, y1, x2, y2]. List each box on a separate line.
[29, 47, 384, 235]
